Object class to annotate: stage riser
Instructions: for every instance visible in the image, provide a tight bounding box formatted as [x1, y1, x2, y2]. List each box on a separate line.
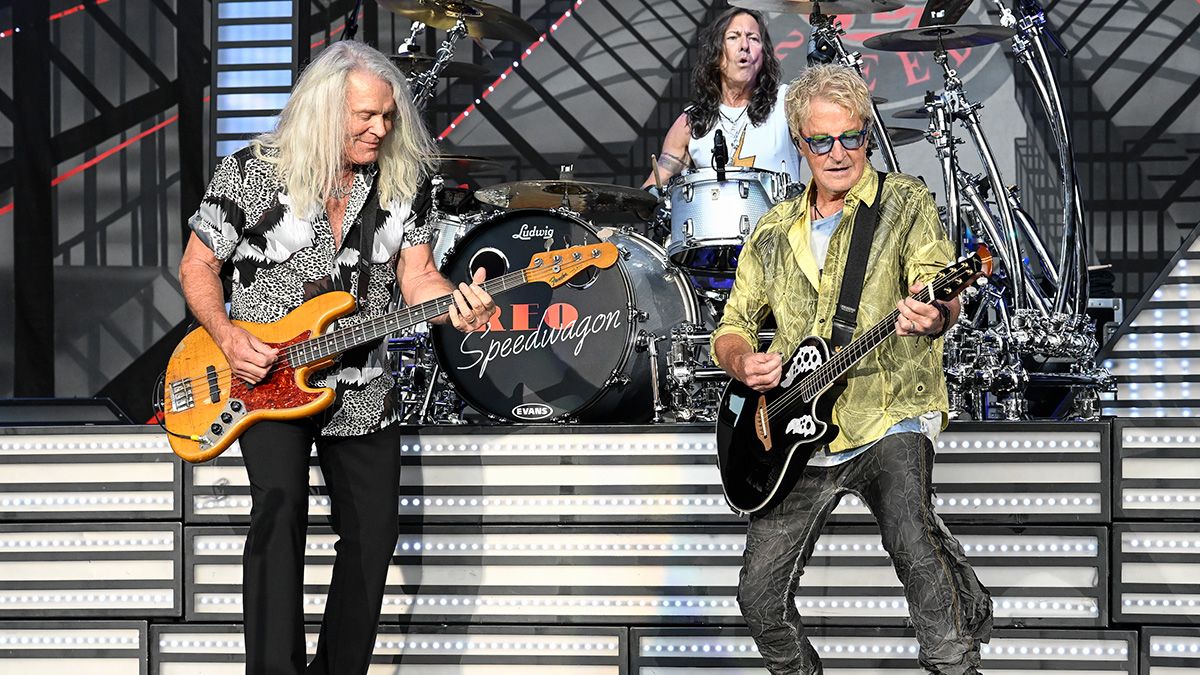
[0, 432, 180, 521]
[1115, 422, 1200, 520]
[186, 423, 1110, 525]
[0, 622, 1144, 673]
[0, 621, 148, 675]
[1141, 627, 1200, 675]
[0, 523, 182, 618]
[1, 420, 1198, 669]
[182, 525, 1106, 627]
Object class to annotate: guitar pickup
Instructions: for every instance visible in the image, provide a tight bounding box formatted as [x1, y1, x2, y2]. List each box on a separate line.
[206, 365, 220, 404]
[198, 398, 248, 449]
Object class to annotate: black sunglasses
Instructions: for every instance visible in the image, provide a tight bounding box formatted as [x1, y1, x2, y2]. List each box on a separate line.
[795, 126, 870, 155]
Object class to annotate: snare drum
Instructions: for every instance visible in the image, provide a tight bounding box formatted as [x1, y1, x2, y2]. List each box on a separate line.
[666, 167, 786, 283]
[431, 209, 699, 423]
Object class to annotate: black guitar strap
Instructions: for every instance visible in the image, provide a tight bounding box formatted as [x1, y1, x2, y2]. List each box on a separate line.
[353, 174, 382, 310]
[830, 171, 888, 349]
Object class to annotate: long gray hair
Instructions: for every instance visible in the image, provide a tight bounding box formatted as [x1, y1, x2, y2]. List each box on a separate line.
[251, 41, 435, 216]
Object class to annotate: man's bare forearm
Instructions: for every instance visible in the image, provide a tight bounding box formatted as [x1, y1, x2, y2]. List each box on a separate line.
[179, 249, 235, 342]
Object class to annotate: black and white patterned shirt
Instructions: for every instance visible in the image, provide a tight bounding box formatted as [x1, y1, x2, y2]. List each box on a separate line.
[188, 146, 431, 436]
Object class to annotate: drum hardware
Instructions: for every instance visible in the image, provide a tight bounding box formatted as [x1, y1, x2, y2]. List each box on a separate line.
[729, 0, 903, 15]
[996, 0, 1087, 319]
[380, 0, 537, 110]
[860, 24, 1017, 51]
[858, 2, 1110, 420]
[919, 0, 975, 28]
[804, 8, 904, 171]
[388, 53, 491, 79]
[474, 178, 659, 216]
[884, 126, 927, 148]
[893, 106, 933, 120]
[379, 0, 538, 42]
[642, 332, 668, 423]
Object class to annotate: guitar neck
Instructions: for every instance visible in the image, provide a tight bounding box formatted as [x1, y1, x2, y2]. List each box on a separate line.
[801, 284, 940, 398]
[285, 269, 528, 366]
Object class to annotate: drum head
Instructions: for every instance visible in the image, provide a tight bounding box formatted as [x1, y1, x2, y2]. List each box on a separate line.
[431, 210, 635, 422]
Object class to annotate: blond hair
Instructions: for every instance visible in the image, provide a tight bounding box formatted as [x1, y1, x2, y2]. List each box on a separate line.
[784, 64, 873, 137]
[251, 41, 435, 217]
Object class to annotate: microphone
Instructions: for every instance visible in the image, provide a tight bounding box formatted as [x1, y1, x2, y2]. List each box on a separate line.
[713, 129, 728, 181]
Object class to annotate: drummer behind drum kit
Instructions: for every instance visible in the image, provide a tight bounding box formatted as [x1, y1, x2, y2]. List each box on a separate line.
[380, 0, 1112, 425]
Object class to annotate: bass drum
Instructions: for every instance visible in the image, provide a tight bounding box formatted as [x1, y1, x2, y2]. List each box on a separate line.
[431, 209, 699, 423]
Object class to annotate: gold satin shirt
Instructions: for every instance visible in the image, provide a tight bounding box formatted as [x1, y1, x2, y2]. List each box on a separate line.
[712, 166, 955, 453]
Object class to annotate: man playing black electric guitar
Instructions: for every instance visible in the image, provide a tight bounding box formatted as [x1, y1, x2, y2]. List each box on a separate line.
[711, 65, 993, 674]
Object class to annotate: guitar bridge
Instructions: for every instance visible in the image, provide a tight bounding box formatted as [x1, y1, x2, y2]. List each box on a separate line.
[754, 397, 772, 451]
[168, 377, 196, 412]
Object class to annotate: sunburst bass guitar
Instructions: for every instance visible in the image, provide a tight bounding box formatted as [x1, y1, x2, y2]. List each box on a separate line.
[160, 242, 619, 463]
[715, 245, 993, 516]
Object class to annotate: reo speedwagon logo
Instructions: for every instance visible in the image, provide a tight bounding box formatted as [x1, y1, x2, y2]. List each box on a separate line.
[456, 302, 624, 378]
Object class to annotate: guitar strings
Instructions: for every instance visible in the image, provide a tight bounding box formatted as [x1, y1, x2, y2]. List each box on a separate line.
[765, 272, 956, 417]
[164, 253, 602, 408]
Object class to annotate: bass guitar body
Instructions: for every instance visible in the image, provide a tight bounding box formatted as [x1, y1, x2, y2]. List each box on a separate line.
[163, 291, 357, 463]
[715, 335, 840, 516]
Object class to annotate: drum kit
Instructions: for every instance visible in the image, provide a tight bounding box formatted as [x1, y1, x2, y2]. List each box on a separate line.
[379, 0, 1111, 425]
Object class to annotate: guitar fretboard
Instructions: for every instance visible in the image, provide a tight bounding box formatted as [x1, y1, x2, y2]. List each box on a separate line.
[283, 269, 529, 366]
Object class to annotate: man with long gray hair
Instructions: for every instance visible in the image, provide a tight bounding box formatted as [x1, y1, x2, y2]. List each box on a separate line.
[179, 41, 495, 674]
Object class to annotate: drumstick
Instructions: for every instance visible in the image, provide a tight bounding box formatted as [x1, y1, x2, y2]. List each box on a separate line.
[650, 154, 664, 194]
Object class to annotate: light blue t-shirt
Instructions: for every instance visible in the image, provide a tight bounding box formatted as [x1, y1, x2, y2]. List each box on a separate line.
[803, 208, 928, 467]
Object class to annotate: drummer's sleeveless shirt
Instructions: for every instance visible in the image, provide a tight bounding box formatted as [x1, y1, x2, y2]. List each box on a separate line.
[687, 84, 802, 184]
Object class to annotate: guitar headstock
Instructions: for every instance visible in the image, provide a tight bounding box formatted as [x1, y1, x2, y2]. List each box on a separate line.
[525, 241, 619, 288]
[930, 244, 993, 302]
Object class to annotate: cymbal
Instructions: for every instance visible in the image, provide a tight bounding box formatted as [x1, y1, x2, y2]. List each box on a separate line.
[892, 106, 930, 120]
[432, 153, 507, 178]
[729, 0, 902, 14]
[884, 126, 925, 147]
[378, 0, 539, 43]
[862, 24, 1016, 51]
[389, 53, 491, 79]
[474, 179, 657, 214]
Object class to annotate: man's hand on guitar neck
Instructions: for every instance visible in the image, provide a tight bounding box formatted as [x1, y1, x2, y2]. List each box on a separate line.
[212, 324, 279, 386]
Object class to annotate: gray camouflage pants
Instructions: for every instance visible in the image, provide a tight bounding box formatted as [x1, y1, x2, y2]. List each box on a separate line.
[737, 432, 993, 674]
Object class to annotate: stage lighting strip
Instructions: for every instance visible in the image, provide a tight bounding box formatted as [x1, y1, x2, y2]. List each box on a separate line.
[192, 534, 1096, 557]
[0, 435, 170, 454]
[639, 637, 1130, 660]
[1151, 636, 1200, 658]
[157, 634, 619, 654]
[435, 0, 588, 141]
[190, 592, 1099, 618]
[1117, 427, 1200, 511]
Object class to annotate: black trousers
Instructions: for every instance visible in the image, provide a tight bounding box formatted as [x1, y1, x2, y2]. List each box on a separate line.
[737, 432, 993, 674]
[239, 419, 403, 675]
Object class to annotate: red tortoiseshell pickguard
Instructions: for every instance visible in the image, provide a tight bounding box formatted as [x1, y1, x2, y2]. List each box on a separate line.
[227, 332, 328, 413]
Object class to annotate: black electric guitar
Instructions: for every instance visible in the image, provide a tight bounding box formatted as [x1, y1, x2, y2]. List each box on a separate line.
[715, 245, 993, 516]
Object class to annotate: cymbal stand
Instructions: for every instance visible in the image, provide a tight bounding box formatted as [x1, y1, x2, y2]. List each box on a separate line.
[407, 16, 470, 111]
[998, 0, 1088, 318]
[808, 9, 901, 172]
[935, 47, 1046, 318]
